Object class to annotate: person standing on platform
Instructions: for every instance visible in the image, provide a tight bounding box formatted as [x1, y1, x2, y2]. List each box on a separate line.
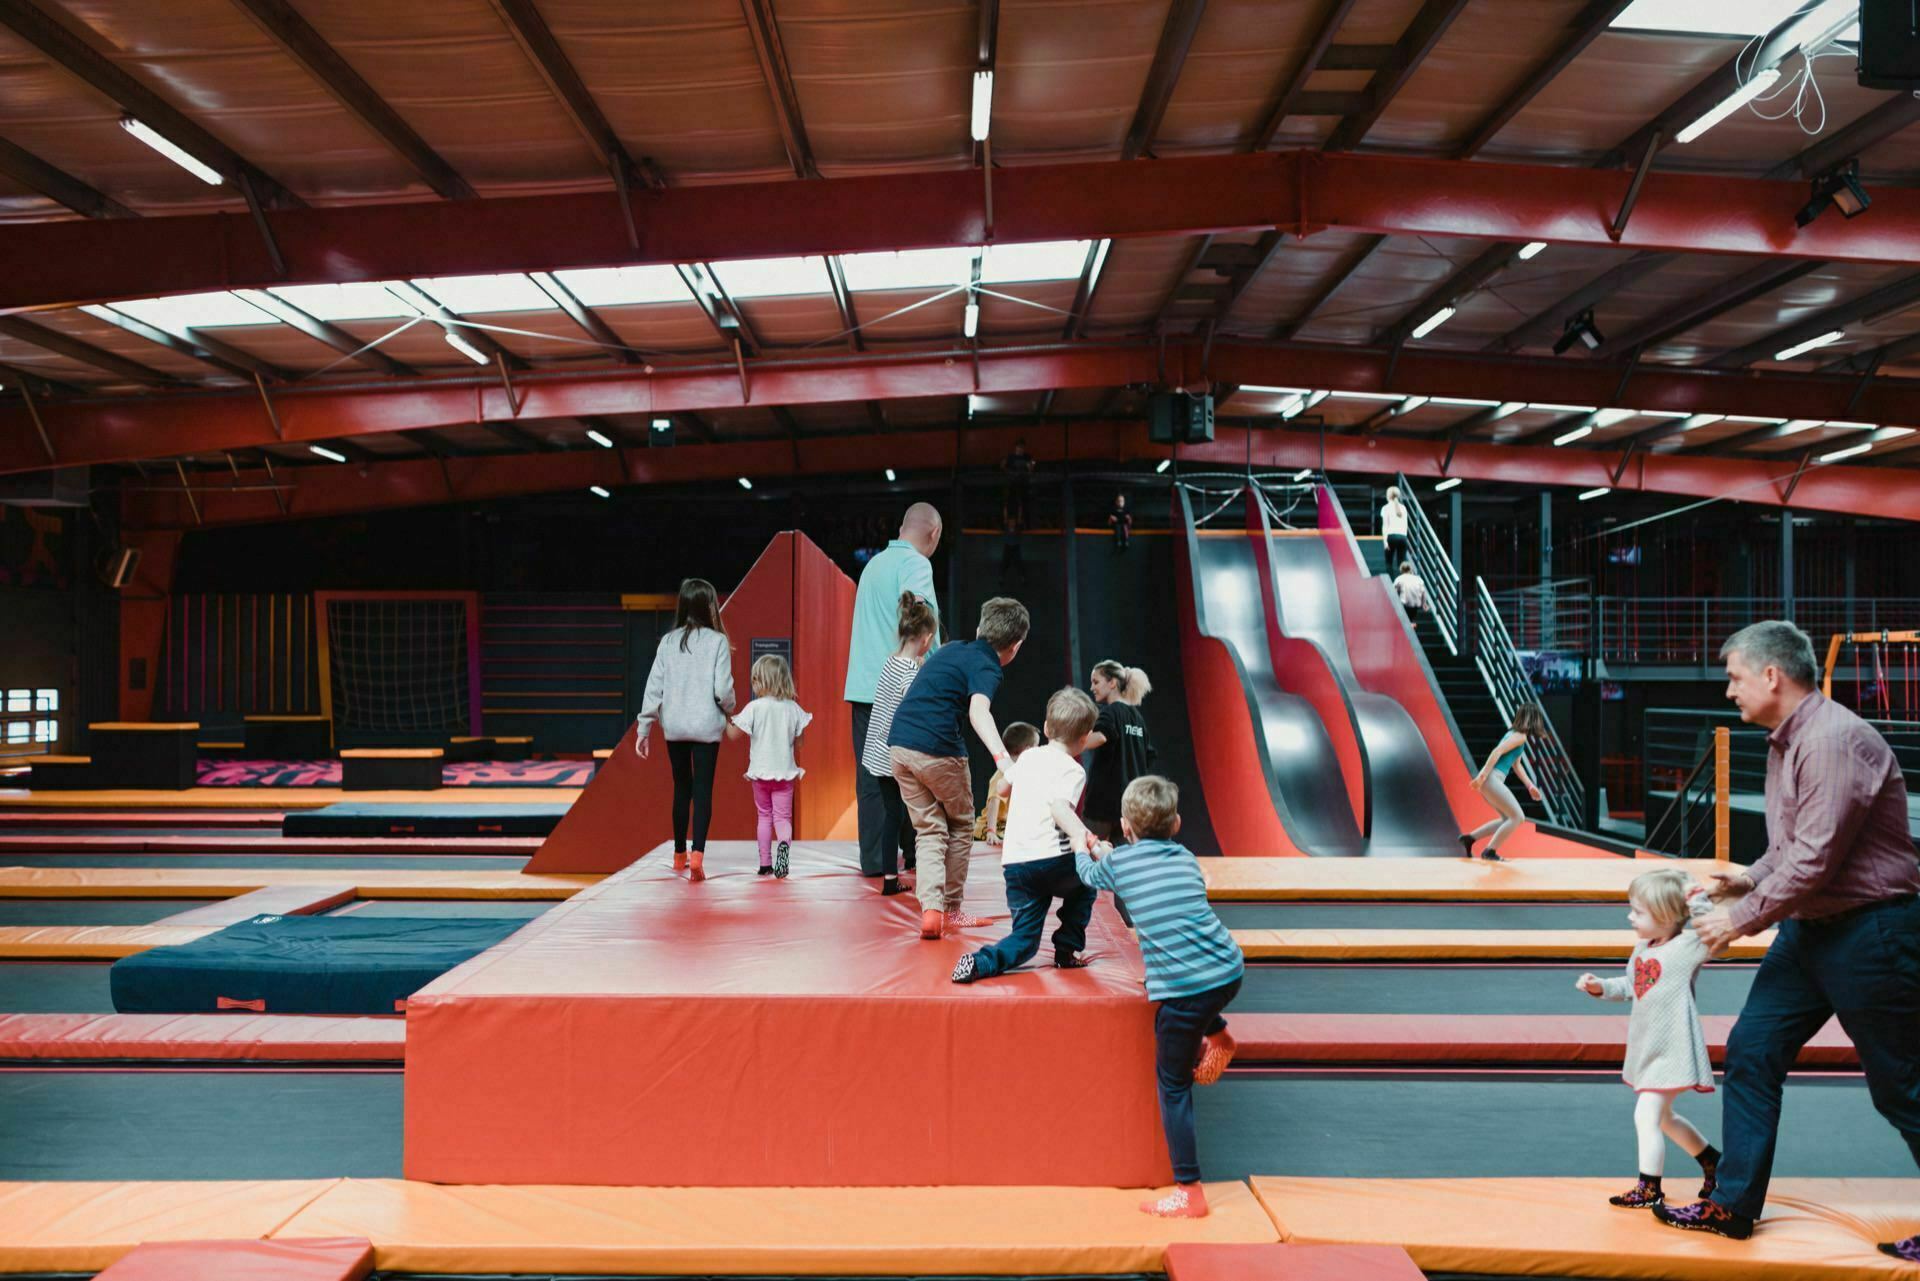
[1083, 660, 1157, 842]
[888, 596, 1029, 940]
[1393, 560, 1429, 632]
[1655, 621, 1920, 1260]
[845, 504, 942, 878]
[1381, 485, 1410, 569]
[729, 653, 811, 880]
[635, 577, 735, 883]
[1108, 491, 1133, 552]
[861, 591, 941, 896]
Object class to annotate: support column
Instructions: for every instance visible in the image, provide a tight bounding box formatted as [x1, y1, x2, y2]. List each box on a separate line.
[1063, 469, 1081, 686]
[1845, 517, 1858, 629]
[1448, 489, 1462, 574]
[1780, 508, 1795, 623]
[1539, 492, 1553, 648]
[116, 529, 182, 723]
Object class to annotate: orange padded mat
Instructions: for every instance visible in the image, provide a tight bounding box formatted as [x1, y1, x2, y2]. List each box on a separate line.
[92, 1237, 373, 1281]
[0, 787, 581, 810]
[1251, 1176, 1920, 1279]
[0, 1180, 339, 1274]
[1206, 858, 1720, 901]
[405, 842, 1170, 1187]
[0, 867, 594, 899]
[0, 834, 541, 854]
[0, 925, 216, 957]
[1165, 1242, 1426, 1280]
[158, 884, 355, 927]
[1232, 928, 1773, 960]
[271, 1179, 1278, 1275]
[0, 1013, 404, 1061]
[1230, 1013, 1856, 1068]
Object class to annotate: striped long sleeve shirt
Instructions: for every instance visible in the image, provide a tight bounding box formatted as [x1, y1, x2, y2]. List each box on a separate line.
[1075, 838, 1243, 1001]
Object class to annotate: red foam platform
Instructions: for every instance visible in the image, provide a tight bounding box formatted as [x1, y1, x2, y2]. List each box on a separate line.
[1166, 1242, 1427, 1281]
[405, 841, 1170, 1186]
[0, 1013, 405, 1061]
[92, 1237, 373, 1281]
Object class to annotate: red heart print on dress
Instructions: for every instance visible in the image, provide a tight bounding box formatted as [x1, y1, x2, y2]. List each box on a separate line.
[1633, 955, 1662, 999]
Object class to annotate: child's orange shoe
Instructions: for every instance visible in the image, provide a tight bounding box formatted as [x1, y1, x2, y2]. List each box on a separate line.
[672, 851, 688, 872]
[1140, 1184, 1209, 1218]
[945, 910, 988, 928]
[688, 850, 705, 882]
[1194, 1030, 1237, 1085]
[920, 909, 945, 939]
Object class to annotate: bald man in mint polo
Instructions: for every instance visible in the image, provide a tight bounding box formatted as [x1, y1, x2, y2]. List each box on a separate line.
[846, 503, 942, 877]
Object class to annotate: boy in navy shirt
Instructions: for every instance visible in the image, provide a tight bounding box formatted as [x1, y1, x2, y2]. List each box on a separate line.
[888, 597, 1029, 939]
[1077, 775, 1244, 1219]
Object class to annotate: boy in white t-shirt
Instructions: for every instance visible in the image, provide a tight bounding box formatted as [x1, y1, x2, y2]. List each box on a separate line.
[952, 686, 1101, 983]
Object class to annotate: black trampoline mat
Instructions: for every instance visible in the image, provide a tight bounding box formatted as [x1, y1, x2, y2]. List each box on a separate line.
[0, 962, 113, 1013]
[1214, 902, 1633, 930]
[0, 1070, 401, 1179]
[1239, 962, 1758, 1015]
[0, 853, 528, 870]
[331, 900, 551, 919]
[0, 899, 215, 926]
[1199, 1073, 1910, 1182]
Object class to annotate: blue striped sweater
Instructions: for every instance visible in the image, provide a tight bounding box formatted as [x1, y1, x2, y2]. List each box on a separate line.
[1075, 838, 1243, 1000]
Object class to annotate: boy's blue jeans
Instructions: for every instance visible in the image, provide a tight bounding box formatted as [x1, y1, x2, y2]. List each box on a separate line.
[968, 853, 1096, 977]
[1155, 976, 1241, 1184]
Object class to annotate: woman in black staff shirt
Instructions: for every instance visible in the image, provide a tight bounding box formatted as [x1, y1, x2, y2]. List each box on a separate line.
[1082, 659, 1157, 840]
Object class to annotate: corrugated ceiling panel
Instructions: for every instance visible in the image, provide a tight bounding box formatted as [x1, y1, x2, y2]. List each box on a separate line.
[1151, 0, 1314, 155]
[1480, 30, 1733, 164]
[994, 0, 1169, 160]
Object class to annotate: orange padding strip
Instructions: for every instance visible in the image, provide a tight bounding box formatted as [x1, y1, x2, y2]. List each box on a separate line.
[1253, 1177, 1920, 1279]
[159, 885, 356, 928]
[1230, 1014, 1856, 1068]
[94, 1238, 374, 1281]
[0, 925, 216, 958]
[0, 1014, 404, 1062]
[1207, 858, 1721, 901]
[0, 1181, 340, 1274]
[0, 1180, 1276, 1275]
[1166, 1242, 1425, 1281]
[1232, 928, 1773, 960]
[0, 867, 595, 900]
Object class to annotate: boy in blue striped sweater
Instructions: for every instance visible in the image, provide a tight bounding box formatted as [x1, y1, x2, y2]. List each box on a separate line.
[1076, 775, 1243, 1219]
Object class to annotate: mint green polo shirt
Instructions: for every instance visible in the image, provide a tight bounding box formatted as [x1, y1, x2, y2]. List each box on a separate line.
[844, 540, 939, 703]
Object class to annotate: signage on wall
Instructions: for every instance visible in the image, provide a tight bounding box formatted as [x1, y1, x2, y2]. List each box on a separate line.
[750, 638, 793, 666]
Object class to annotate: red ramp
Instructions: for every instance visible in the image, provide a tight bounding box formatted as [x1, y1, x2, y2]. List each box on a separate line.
[526, 532, 856, 875]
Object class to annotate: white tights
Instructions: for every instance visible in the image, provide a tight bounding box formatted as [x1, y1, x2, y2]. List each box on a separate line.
[1635, 1090, 1707, 1176]
[1467, 772, 1525, 853]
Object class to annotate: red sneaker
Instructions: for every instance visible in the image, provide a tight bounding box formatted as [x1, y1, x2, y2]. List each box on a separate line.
[945, 910, 988, 928]
[920, 909, 945, 939]
[1193, 1030, 1237, 1085]
[688, 850, 705, 882]
[1140, 1184, 1209, 1219]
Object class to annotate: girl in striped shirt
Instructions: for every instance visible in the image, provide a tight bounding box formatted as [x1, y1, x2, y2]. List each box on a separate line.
[861, 592, 938, 896]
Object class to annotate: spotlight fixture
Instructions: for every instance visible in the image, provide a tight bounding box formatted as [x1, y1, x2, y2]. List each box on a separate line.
[589, 485, 611, 498]
[586, 429, 614, 449]
[1552, 308, 1604, 355]
[1517, 242, 1548, 261]
[1155, 459, 1171, 474]
[309, 445, 347, 463]
[120, 116, 224, 185]
[1292, 468, 1313, 482]
[1434, 477, 1462, 492]
[648, 417, 675, 447]
[1796, 158, 1870, 228]
[737, 477, 753, 490]
[1577, 486, 1610, 501]
[1410, 306, 1455, 340]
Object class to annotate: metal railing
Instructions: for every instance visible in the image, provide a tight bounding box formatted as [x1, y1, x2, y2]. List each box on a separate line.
[1642, 728, 1728, 861]
[1393, 473, 1461, 654]
[1488, 592, 1920, 666]
[1469, 577, 1587, 829]
[1645, 707, 1920, 805]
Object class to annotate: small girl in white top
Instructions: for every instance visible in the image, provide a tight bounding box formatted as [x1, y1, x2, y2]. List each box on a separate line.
[729, 654, 812, 878]
[1576, 867, 1720, 1210]
[861, 592, 938, 896]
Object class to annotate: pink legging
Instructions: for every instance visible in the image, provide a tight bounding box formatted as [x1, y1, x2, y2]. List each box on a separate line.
[752, 778, 796, 865]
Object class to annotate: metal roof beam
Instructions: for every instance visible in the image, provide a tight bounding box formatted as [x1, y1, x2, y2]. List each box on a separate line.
[81, 305, 290, 383]
[1249, 0, 1361, 151]
[1708, 271, 1920, 369]
[738, 0, 818, 180]
[527, 271, 642, 365]
[0, 135, 135, 219]
[232, 290, 416, 377]
[483, 0, 663, 188]
[1121, 0, 1208, 160]
[1323, 0, 1471, 152]
[1455, 1, 1633, 158]
[1593, 258, 1826, 358]
[0, 314, 179, 387]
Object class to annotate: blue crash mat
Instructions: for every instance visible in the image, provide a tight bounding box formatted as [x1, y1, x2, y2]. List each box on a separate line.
[282, 802, 570, 837]
[110, 913, 525, 1015]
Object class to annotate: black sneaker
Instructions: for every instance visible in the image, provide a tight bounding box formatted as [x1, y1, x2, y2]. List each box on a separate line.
[881, 875, 904, 896]
[1055, 951, 1091, 969]
[1458, 834, 1475, 858]
[1481, 849, 1505, 862]
[774, 840, 790, 879]
[1652, 1199, 1753, 1240]
[756, 864, 774, 877]
[1880, 1235, 1920, 1262]
[951, 954, 979, 984]
[1609, 1178, 1663, 1209]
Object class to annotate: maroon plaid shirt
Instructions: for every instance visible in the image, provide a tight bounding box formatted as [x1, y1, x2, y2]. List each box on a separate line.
[1731, 692, 1920, 934]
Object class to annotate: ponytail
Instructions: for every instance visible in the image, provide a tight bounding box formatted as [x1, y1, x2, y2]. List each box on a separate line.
[897, 592, 937, 643]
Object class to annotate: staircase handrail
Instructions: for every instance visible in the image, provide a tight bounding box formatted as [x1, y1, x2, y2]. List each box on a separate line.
[1470, 576, 1587, 829]
[1393, 474, 1462, 656]
[1642, 738, 1721, 860]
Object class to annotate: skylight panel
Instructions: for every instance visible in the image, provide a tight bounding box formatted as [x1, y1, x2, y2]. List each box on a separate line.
[840, 247, 974, 292]
[413, 274, 556, 314]
[268, 282, 416, 321]
[1611, 0, 1857, 40]
[108, 292, 275, 331]
[710, 257, 831, 299]
[980, 240, 1092, 283]
[551, 265, 692, 307]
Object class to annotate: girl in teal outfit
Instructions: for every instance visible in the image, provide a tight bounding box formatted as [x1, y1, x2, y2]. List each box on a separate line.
[1460, 705, 1547, 862]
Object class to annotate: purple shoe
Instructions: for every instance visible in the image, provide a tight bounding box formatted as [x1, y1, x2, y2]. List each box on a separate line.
[1880, 1235, 1920, 1262]
[1652, 1199, 1753, 1240]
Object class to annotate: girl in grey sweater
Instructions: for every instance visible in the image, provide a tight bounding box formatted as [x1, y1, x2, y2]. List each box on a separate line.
[635, 578, 736, 881]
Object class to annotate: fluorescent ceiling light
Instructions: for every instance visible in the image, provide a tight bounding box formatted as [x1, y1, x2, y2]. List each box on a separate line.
[1819, 441, 1874, 463]
[967, 393, 989, 416]
[586, 429, 614, 448]
[590, 485, 611, 498]
[1493, 401, 1525, 419]
[1675, 66, 1782, 144]
[1241, 385, 1307, 395]
[1431, 397, 1500, 407]
[1518, 242, 1548, 261]
[885, 469, 896, 481]
[1394, 395, 1431, 415]
[1593, 408, 1637, 427]
[1303, 390, 1331, 410]
[1084, 239, 1113, 292]
[1777, 419, 1825, 435]
[1774, 330, 1845, 361]
[1554, 424, 1595, 446]
[1155, 459, 1171, 474]
[981, 240, 1093, 284]
[1434, 477, 1462, 492]
[1612, 0, 1857, 40]
[268, 282, 415, 321]
[971, 69, 994, 142]
[1278, 394, 1308, 419]
[1330, 391, 1405, 402]
[840, 247, 974, 292]
[651, 418, 671, 432]
[552, 265, 691, 307]
[110, 291, 274, 332]
[1577, 486, 1610, 501]
[710, 256, 832, 299]
[1726, 415, 1787, 424]
[1642, 410, 1692, 418]
[309, 445, 347, 463]
[1680, 413, 1725, 430]
[738, 477, 754, 490]
[120, 116, 223, 185]
[414, 274, 555, 314]
[963, 300, 980, 338]
[1825, 420, 1875, 430]
[1530, 402, 1596, 414]
[1292, 468, 1313, 481]
[444, 330, 490, 365]
[1411, 306, 1456, 339]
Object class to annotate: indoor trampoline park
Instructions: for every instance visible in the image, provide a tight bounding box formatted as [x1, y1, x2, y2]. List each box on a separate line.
[4, 1, 1920, 1278]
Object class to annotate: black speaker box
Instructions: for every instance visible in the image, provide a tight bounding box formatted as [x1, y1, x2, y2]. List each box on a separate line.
[1148, 392, 1215, 444]
[1860, 0, 1920, 90]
